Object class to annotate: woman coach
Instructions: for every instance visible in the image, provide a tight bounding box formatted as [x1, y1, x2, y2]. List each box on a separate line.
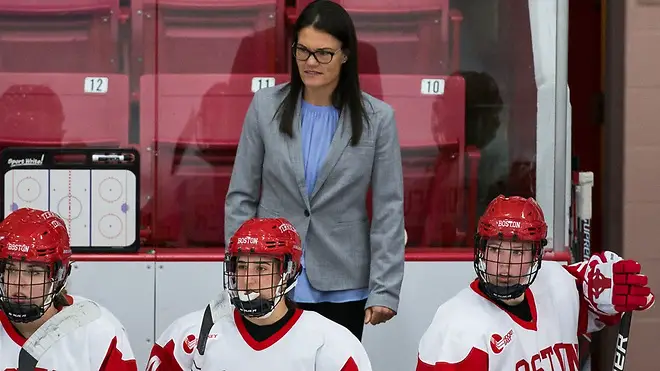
[224, 0, 405, 340]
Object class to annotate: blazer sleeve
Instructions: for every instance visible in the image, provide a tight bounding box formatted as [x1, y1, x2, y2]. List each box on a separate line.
[366, 106, 405, 312]
[224, 91, 265, 245]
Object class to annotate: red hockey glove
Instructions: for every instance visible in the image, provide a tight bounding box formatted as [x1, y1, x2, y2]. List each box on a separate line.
[576, 252, 655, 315]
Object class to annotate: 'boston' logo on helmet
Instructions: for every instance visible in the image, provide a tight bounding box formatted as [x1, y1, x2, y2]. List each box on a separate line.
[496, 220, 521, 228]
[7, 243, 29, 252]
[237, 237, 258, 245]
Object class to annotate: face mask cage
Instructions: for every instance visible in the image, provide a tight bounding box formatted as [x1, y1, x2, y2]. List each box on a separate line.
[0, 259, 66, 323]
[473, 235, 544, 301]
[223, 253, 298, 319]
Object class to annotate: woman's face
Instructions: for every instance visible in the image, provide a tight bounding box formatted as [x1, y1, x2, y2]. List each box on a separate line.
[294, 26, 346, 93]
[234, 254, 281, 301]
[2, 260, 52, 308]
[483, 240, 534, 286]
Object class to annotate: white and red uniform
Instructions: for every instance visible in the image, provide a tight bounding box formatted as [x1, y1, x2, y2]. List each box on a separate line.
[148, 308, 372, 371]
[0, 295, 137, 371]
[416, 260, 620, 371]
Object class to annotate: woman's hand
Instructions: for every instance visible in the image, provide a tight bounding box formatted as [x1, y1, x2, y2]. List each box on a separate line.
[364, 306, 396, 325]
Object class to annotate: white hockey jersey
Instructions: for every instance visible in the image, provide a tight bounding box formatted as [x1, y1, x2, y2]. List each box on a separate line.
[0, 294, 137, 371]
[417, 261, 619, 371]
[147, 306, 372, 371]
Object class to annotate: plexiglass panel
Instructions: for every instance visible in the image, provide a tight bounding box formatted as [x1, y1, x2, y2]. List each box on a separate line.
[0, 0, 568, 251]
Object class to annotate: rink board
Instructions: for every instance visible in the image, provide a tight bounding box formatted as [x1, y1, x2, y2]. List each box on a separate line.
[67, 250, 572, 371]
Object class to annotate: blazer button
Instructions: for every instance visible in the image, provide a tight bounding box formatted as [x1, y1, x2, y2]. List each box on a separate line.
[304, 209, 310, 217]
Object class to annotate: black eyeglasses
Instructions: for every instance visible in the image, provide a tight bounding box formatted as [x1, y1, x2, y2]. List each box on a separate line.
[292, 44, 341, 64]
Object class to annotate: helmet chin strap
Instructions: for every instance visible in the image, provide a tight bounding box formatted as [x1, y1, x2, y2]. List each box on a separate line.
[1, 301, 45, 323]
[1, 280, 59, 323]
[480, 260, 541, 301]
[235, 274, 298, 319]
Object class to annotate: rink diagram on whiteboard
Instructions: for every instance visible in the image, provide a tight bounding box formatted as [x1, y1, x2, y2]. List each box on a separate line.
[3, 170, 136, 247]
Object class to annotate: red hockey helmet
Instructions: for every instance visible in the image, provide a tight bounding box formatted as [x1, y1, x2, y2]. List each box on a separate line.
[224, 218, 302, 318]
[474, 195, 548, 300]
[0, 208, 72, 323]
[477, 195, 547, 242]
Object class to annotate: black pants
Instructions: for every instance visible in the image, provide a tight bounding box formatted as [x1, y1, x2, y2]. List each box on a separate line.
[297, 299, 368, 340]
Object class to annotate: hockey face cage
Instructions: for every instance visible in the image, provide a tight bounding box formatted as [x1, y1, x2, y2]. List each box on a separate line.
[0, 208, 72, 323]
[0, 259, 68, 323]
[473, 195, 548, 300]
[474, 238, 544, 300]
[224, 253, 299, 318]
[224, 218, 302, 319]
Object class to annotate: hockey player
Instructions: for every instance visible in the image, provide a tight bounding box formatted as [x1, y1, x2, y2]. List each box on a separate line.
[146, 217, 373, 371]
[0, 207, 137, 370]
[416, 195, 655, 370]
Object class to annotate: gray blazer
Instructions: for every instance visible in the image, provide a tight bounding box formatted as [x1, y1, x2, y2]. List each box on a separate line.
[225, 83, 405, 312]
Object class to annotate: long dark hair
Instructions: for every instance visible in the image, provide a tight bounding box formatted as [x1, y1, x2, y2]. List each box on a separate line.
[53, 288, 71, 308]
[276, 0, 369, 146]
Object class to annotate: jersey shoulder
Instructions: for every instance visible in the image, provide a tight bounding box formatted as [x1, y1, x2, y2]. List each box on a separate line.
[427, 285, 495, 336]
[300, 310, 373, 371]
[157, 308, 206, 345]
[418, 286, 491, 365]
[147, 308, 207, 371]
[534, 260, 579, 290]
[67, 295, 127, 334]
[62, 295, 136, 368]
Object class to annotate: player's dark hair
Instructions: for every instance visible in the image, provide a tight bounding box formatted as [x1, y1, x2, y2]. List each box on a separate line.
[53, 288, 71, 308]
[275, 0, 369, 147]
[284, 296, 297, 310]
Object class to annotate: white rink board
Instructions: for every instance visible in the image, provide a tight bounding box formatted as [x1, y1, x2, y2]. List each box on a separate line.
[67, 261, 155, 371]
[4, 169, 137, 247]
[69, 260, 479, 371]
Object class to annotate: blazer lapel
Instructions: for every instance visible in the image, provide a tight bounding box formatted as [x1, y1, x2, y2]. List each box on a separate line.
[310, 107, 351, 200]
[286, 96, 311, 208]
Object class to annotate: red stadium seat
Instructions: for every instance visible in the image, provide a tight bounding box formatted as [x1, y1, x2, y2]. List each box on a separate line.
[132, 0, 286, 76]
[360, 74, 476, 246]
[139, 73, 289, 246]
[0, 1, 121, 73]
[293, 0, 460, 75]
[140, 73, 475, 247]
[0, 73, 130, 147]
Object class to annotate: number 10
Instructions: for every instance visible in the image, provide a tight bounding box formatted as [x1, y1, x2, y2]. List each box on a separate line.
[425, 80, 442, 94]
[420, 79, 445, 95]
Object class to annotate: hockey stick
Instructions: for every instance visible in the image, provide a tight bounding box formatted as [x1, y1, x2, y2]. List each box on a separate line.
[190, 290, 233, 371]
[572, 171, 633, 371]
[569, 165, 579, 262]
[577, 172, 594, 263]
[575, 171, 595, 371]
[18, 300, 101, 371]
[611, 311, 633, 371]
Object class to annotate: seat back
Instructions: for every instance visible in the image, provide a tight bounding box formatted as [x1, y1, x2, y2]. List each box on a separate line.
[141, 73, 468, 247]
[0, 73, 130, 147]
[0, 0, 120, 73]
[139, 73, 289, 246]
[135, 0, 284, 75]
[360, 74, 466, 246]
